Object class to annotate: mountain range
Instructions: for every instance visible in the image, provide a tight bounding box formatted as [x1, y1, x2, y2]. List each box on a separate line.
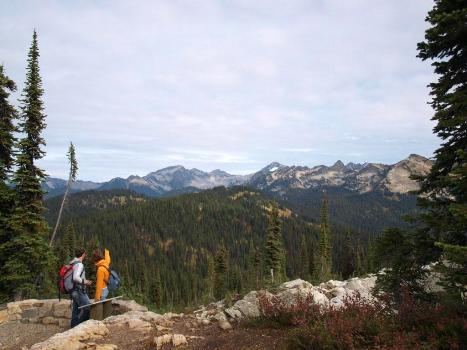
[43, 154, 432, 199]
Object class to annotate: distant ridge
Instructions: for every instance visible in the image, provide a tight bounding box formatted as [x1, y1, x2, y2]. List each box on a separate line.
[43, 154, 432, 199]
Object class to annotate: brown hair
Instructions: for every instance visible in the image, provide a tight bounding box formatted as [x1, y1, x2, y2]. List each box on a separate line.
[92, 249, 104, 263]
[74, 247, 86, 259]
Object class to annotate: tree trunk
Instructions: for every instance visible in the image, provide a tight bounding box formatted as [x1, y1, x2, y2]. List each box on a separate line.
[49, 175, 72, 246]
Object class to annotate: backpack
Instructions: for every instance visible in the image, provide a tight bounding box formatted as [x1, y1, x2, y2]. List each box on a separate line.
[104, 267, 121, 292]
[58, 261, 80, 299]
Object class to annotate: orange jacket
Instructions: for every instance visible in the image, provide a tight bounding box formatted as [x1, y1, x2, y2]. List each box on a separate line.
[94, 249, 111, 301]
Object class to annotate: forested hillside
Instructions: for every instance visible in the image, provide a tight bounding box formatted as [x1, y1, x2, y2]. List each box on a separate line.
[45, 187, 378, 309]
[276, 187, 417, 233]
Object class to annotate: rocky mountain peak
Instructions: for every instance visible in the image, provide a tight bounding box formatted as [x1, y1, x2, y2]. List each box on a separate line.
[380, 154, 432, 194]
[261, 162, 285, 173]
[407, 154, 429, 162]
[345, 162, 364, 171]
[210, 169, 230, 177]
[156, 165, 186, 174]
[330, 160, 345, 170]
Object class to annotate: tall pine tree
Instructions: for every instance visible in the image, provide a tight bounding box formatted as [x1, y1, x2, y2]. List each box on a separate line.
[416, 0, 467, 247]
[151, 269, 163, 309]
[375, 0, 467, 303]
[264, 202, 285, 284]
[341, 231, 355, 279]
[246, 240, 263, 290]
[204, 252, 215, 301]
[299, 234, 310, 280]
[0, 65, 18, 301]
[313, 192, 332, 282]
[0, 64, 17, 197]
[0, 31, 54, 299]
[414, 0, 467, 302]
[62, 222, 76, 262]
[214, 243, 228, 299]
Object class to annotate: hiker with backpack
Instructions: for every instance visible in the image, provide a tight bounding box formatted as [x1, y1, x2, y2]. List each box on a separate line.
[59, 247, 121, 326]
[69, 247, 92, 327]
[93, 248, 111, 301]
[93, 248, 121, 300]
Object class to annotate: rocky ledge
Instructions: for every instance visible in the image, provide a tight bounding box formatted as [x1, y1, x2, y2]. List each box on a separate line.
[194, 275, 377, 329]
[13, 274, 377, 349]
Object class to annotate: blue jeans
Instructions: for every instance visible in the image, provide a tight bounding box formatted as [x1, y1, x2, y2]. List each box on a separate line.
[71, 289, 91, 328]
[100, 287, 109, 301]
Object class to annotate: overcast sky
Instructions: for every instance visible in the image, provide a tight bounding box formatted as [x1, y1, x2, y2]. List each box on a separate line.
[1, 0, 439, 181]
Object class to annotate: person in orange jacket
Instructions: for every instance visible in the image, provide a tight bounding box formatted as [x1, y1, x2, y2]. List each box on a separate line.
[92, 248, 111, 301]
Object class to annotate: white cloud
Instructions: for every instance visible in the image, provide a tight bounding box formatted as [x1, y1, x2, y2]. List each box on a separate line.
[1, 0, 439, 181]
[281, 148, 315, 153]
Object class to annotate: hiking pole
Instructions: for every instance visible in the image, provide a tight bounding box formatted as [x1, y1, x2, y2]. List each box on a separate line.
[77, 295, 123, 309]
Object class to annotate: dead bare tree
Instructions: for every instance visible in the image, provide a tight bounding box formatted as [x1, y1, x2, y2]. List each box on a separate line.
[49, 142, 78, 246]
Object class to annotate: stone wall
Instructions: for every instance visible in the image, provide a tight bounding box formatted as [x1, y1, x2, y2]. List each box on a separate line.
[0, 298, 147, 328]
[0, 299, 72, 328]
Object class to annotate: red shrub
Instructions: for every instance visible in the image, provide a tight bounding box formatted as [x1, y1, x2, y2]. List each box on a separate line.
[256, 288, 466, 349]
[258, 292, 322, 326]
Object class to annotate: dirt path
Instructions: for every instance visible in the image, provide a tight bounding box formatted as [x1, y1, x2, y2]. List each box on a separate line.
[96, 316, 289, 350]
[181, 323, 288, 350]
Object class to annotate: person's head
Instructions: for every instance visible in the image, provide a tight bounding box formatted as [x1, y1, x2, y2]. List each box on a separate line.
[92, 249, 104, 263]
[74, 247, 86, 261]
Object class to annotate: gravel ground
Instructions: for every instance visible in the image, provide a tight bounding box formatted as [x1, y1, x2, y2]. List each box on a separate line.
[1, 316, 289, 350]
[96, 317, 289, 350]
[0, 322, 64, 350]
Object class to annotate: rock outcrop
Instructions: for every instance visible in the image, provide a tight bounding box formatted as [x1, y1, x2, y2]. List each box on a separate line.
[23, 305, 189, 350]
[29, 320, 109, 350]
[193, 275, 378, 323]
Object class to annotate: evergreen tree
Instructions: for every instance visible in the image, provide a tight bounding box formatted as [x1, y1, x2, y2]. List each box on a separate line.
[230, 266, 242, 294]
[152, 269, 163, 309]
[55, 221, 76, 267]
[264, 202, 285, 283]
[0, 65, 17, 179]
[62, 222, 76, 261]
[341, 231, 355, 279]
[313, 192, 332, 282]
[141, 268, 150, 304]
[365, 236, 377, 274]
[246, 240, 258, 291]
[120, 259, 134, 299]
[205, 252, 215, 301]
[375, 228, 428, 303]
[376, 1, 467, 304]
[253, 246, 262, 289]
[84, 236, 99, 296]
[414, 0, 467, 302]
[50, 142, 78, 246]
[0, 65, 18, 301]
[416, 0, 467, 246]
[354, 241, 365, 276]
[245, 241, 262, 290]
[0, 31, 54, 299]
[299, 234, 310, 280]
[214, 243, 228, 299]
[434, 242, 467, 303]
